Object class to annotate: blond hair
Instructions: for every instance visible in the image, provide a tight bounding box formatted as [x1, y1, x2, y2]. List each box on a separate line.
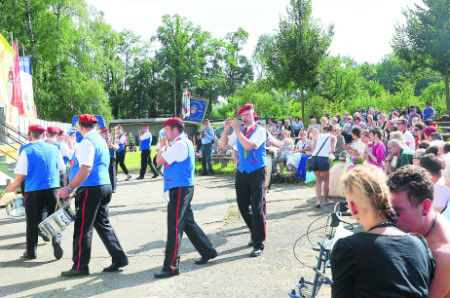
[342, 164, 397, 222]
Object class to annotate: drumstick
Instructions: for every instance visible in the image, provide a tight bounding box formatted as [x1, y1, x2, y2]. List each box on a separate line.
[55, 195, 61, 212]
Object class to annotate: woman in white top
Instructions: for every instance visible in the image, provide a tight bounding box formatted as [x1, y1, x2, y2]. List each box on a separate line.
[344, 126, 365, 163]
[287, 130, 309, 172]
[310, 124, 336, 207]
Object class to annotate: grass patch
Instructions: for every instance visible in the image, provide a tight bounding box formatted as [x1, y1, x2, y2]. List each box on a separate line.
[195, 160, 236, 176]
[117, 146, 158, 173]
[118, 148, 237, 177]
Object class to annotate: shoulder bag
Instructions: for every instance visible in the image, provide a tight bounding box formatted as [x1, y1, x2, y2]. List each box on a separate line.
[306, 135, 330, 172]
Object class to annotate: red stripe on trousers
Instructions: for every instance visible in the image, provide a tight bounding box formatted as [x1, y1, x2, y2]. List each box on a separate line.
[77, 189, 88, 271]
[170, 187, 181, 273]
[262, 169, 267, 238]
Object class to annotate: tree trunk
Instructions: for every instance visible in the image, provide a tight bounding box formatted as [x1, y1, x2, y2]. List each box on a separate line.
[300, 86, 305, 124]
[444, 70, 450, 114]
[25, 0, 44, 119]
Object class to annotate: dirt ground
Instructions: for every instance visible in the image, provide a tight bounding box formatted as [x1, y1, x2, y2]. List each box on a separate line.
[0, 175, 346, 297]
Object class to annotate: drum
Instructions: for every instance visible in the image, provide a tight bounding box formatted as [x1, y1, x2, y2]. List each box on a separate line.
[38, 201, 76, 239]
[6, 197, 25, 217]
[265, 151, 274, 189]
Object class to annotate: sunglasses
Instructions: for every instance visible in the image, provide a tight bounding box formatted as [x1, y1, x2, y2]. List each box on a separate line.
[414, 128, 420, 131]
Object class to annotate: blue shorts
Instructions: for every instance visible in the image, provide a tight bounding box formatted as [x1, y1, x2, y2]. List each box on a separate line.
[315, 156, 330, 172]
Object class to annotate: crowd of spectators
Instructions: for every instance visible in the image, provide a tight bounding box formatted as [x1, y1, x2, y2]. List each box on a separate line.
[261, 102, 450, 297]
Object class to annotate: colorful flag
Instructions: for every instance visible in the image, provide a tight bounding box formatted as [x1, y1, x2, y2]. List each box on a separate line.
[19, 56, 37, 123]
[0, 33, 14, 107]
[181, 89, 190, 118]
[10, 41, 24, 114]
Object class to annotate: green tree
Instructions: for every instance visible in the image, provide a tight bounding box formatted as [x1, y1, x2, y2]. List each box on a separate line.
[255, 0, 334, 123]
[392, 0, 450, 111]
[155, 14, 212, 116]
[316, 56, 365, 103]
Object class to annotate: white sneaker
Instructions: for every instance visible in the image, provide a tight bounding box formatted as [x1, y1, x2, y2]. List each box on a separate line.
[323, 200, 334, 206]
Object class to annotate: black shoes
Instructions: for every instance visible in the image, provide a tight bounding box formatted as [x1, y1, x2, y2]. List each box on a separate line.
[200, 172, 208, 176]
[250, 248, 264, 257]
[154, 269, 179, 278]
[152, 174, 159, 178]
[53, 242, 63, 260]
[248, 239, 254, 247]
[103, 259, 129, 272]
[136, 176, 144, 180]
[61, 269, 89, 277]
[21, 252, 36, 260]
[194, 251, 218, 265]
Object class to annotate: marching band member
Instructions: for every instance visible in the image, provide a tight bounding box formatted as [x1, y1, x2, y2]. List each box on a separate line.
[46, 126, 74, 187]
[115, 125, 132, 181]
[219, 103, 267, 257]
[154, 118, 217, 278]
[101, 127, 119, 192]
[7, 124, 66, 260]
[59, 114, 128, 277]
[137, 124, 159, 179]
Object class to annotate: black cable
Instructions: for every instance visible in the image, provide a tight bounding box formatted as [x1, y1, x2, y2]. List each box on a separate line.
[292, 212, 356, 269]
[292, 225, 327, 269]
[305, 214, 329, 247]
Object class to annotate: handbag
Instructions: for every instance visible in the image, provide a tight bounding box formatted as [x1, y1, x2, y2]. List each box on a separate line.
[306, 135, 330, 172]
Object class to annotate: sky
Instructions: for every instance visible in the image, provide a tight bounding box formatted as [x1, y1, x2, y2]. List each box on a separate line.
[85, 0, 422, 65]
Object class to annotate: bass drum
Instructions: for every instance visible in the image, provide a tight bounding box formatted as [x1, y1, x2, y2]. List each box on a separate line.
[265, 153, 273, 190]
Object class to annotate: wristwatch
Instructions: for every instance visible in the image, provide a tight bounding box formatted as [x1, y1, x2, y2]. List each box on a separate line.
[66, 185, 74, 193]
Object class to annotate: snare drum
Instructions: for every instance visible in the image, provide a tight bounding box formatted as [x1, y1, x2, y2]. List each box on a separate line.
[6, 197, 25, 217]
[265, 150, 275, 189]
[38, 201, 76, 239]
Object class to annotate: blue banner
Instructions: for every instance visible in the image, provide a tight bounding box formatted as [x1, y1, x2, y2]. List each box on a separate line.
[19, 56, 32, 75]
[184, 98, 209, 124]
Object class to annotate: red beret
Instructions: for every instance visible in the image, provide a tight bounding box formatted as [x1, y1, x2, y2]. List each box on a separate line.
[79, 114, 98, 123]
[47, 126, 59, 133]
[238, 103, 254, 116]
[163, 118, 183, 126]
[101, 127, 109, 133]
[424, 126, 438, 137]
[28, 124, 46, 132]
[254, 112, 259, 121]
[58, 127, 64, 133]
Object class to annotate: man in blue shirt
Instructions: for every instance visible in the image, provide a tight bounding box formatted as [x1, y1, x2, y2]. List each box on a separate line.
[136, 124, 159, 179]
[59, 114, 128, 277]
[154, 118, 217, 278]
[200, 119, 215, 175]
[7, 124, 65, 260]
[423, 102, 437, 122]
[219, 103, 267, 257]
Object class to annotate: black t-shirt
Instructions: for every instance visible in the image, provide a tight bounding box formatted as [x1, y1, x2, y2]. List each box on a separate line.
[330, 232, 435, 298]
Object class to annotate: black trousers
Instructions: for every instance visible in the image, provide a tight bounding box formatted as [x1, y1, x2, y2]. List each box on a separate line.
[139, 149, 159, 177]
[59, 172, 66, 187]
[163, 186, 216, 273]
[24, 188, 62, 258]
[72, 184, 127, 272]
[235, 167, 267, 249]
[108, 157, 117, 191]
[116, 150, 129, 175]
